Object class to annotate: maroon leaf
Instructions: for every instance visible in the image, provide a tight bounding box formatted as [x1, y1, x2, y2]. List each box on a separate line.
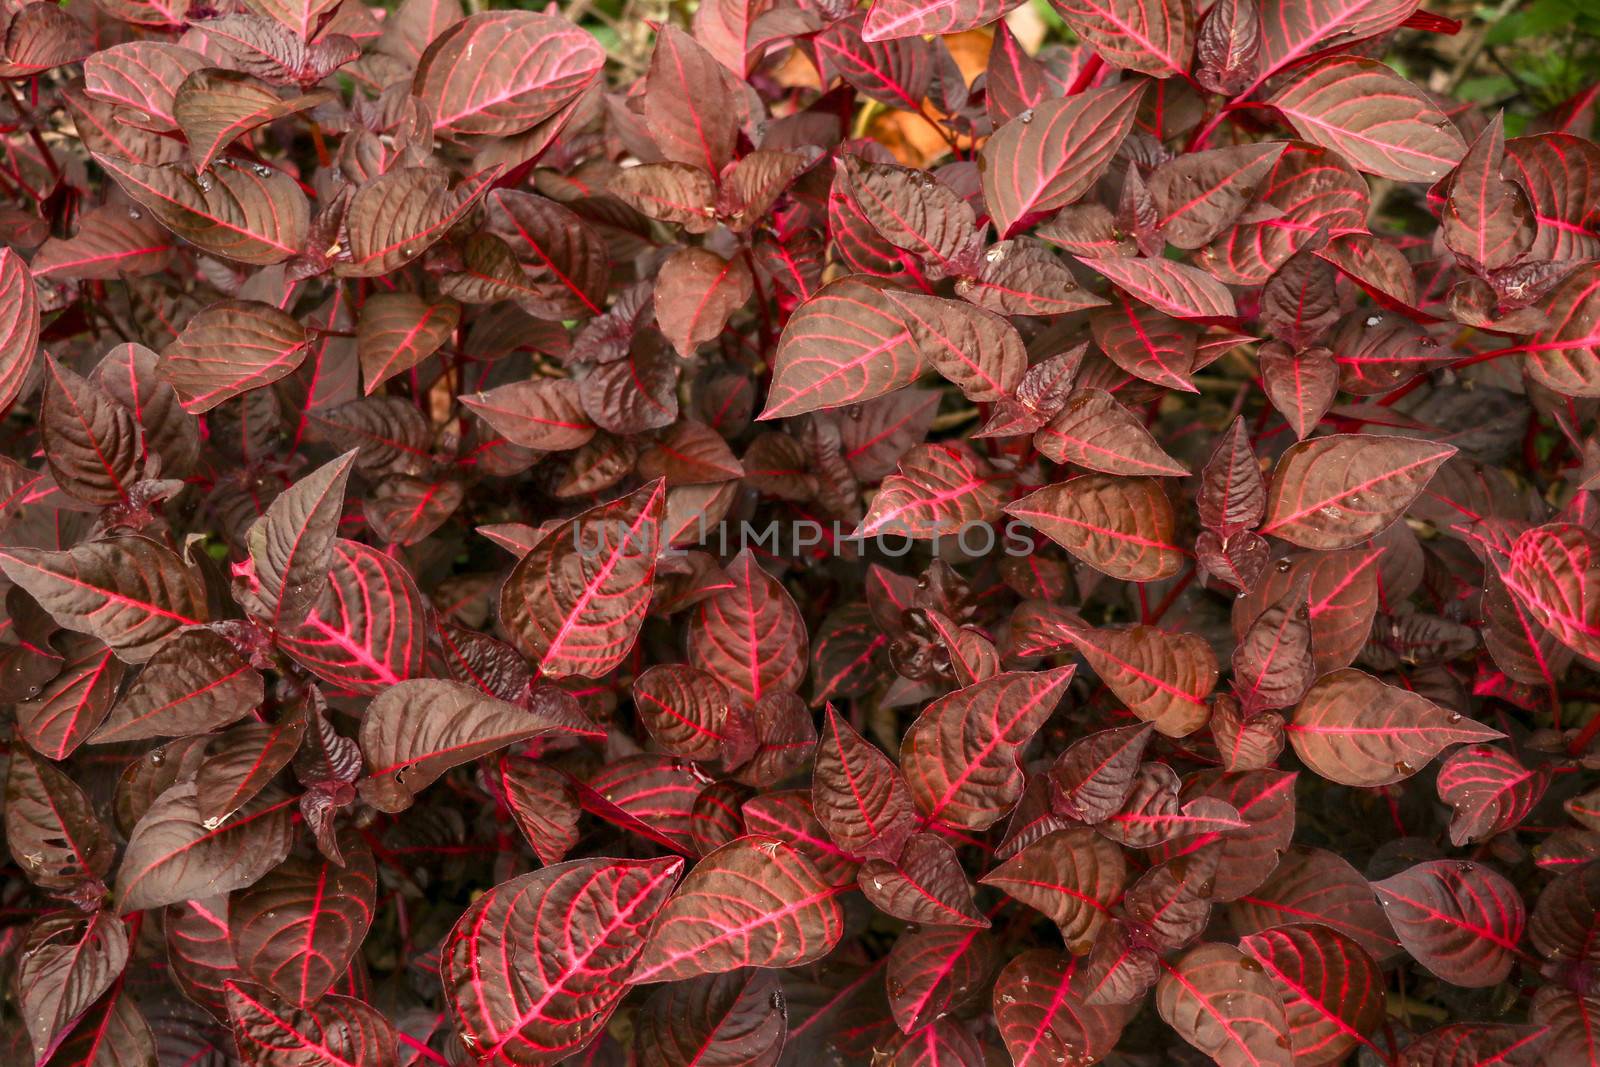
[837, 157, 981, 277]
[863, 0, 1021, 40]
[1260, 434, 1456, 550]
[982, 81, 1146, 238]
[654, 249, 753, 359]
[1047, 722, 1154, 823]
[230, 839, 376, 1005]
[0, 536, 207, 663]
[1436, 745, 1550, 846]
[880, 291, 1023, 402]
[813, 705, 918, 862]
[1051, 0, 1193, 78]
[501, 481, 664, 679]
[195, 713, 307, 825]
[1229, 846, 1401, 961]
[1091, 299, 1199, 392]
[18, 911, 130, 1060]
[859, 832, 986, 927]
[856, 443, 1005, 539]
[241, 450, 356, 627]
[632, 836, 846, 983]
[1288, 668, 1503, 786]
[758, 276, 924, 420]
[634, 970, 786, 1067]
[1156, 942, 1293, 1067]
[1238, 925, 1385, 1067]
[1441, 112, 1536, 271]
[160, 300, 310, 413]
[359, 679, 576, 812]
[885, 926, 999, 1033]
[1260, 343, 1338, 440]
[92, 628, 262, 744]
[642, 26, 743, 173]
[1259, 0, 1422, 87]
[358, 293, 460, 395]
[117, 782, 296, 913]
[416, 11, 602, 139]
[1150, 143, 1288, 249]
[442, 857, 683, 1064]
[1372, 860, 1527, 987]
[899, 666, 1076, 828]
[1033, 389, 1189, 477]
[993, 950, 1134, 1066]
[4, 743, 115, 891]
[1079, 254, 1238, 319]
[278, 538, 427, 694]
[1005, 476, 1185, 582]
[1061, 623, 1217, 736]
[0, 247, 40, 411]
[226, 982, 396, 1067]
[982, 827, 1126, 950]
[41, 358, 144, 507]
[688, 549, 807, 704]
[16, 634, 123, 761]
[493, 757, 580, 866]
[1269, 57, 1465, 182]
[1530, 861, 1600, 966]
[742, 791, 862, 886]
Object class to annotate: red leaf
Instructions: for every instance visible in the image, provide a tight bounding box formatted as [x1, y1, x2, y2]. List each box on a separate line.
[812, 704, 919, 862]
[1372, 860, 1526, 988]
[994, 950, 1134, 1066]
[278, 538, 427, 694]
[442, 857, 683, 1065]
[1156, 942, 1293, 1067]
[226, 982, 397, 1067]
[1436, 745, 1550, 846]
[1260, 434, 1456, 550]
[688, 549, 807, 703]
[1238, 925, 1385, 1067]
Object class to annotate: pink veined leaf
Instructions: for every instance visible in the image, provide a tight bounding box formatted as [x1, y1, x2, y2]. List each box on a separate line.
[981, 80, 1148, 239]
[1440, 112, 1536, 272]
[1235, 548, 1381, 674]
[1121, 845, 1224, 950]
[193, 713, 308, 827]
[461, 379, 595, 452]
[899, 666, 1076, 829]
[241, 450, 357, 628]
[758, 276, 925, 420]
[1259, 343, 1338, 440]
[1258, 0, 1421, 87]
[491, 756, 580, 865]
[981, 827, 1127, 951]
[1059, 623, 1217, 736]
[1530, 860, 1600, 966]
[1047, 721, 1154, 822]
[1502, 522, 1600, 662]
[17, 911, 130, 1061]
[40, 356, 143, 507]
[587, 755, 712, 853]
[993, 950, 1136, 1066]
[1080, 253, 1240, 322]
[633, 970, 787, 1067]
[1268, 56, 1465, 183]
[1232, 573, 1315, 713]
[442, 857, 683, 1066]
[741, 790, 863, 886]
[955, 239, 1110, 318]
[855, 442, 1006, 539]
[96, 154, 310, 267]
[837, 157, 980, 276]
[811, 15, 931, 112]
[173, 70, 331, 175]
[1524, 262, 1600, 396]
[1372, 860, 1528, 988]
[1393, 1023, 1549, 1067]
[338, 167, 498, 278]
[1149, 143, 1288, 249]
[357, 292, 461, 395]
[1201, 143, 1369, 286]
[1156, 942, 1293, 1067]
[812, 705, 919, 862]
[631, 835, 847, 983]
[642, 25, 744, 173]
[0, 536, 208, 664]
[879, 290, 1024, 402]
[415, 11, 603, 139]
[1091, 298, 1199, 392]
[1229, 847, 1401, 961]
[1237, 925, 1386, 1067]
[357, 678, 582, 813]
[1534, 987, 1600, 1064]
[1097, 765, 1249, 849]
[159, 299, 310, 413]
[31, 200, 172, 283]
[226, 981, 397, 1067]
[633, 663, 742, 765]
[500, 480, 664, 679]
[1033, 389, 1190, 477]
[1288, 668, 1504, 786]
[885, 925, 1000, 1033]
[229, 837, 376, 1006]
[1048, 0, 1194, 78]
[1147, 769, 1297, 901]
[83, 41, 206, 131]
[0, 247, 40, 412]
[277, 538, 427, 694]
[1198, 416, 1266, 532]
[862, 0, 1023, 41]
[1259, 434, 1457, 550]
[1436, 745, 1551, 846]
[688, 549, 807, 704]
[1006, 475, 1186, 582]
[4, 743, 116, 892]
[858, 832, 988, 927]
[116, 781, 296, 913]
[653, 249, 754, 359]
[14, 633, 122, 762]
[1505, 133, 1600, 262]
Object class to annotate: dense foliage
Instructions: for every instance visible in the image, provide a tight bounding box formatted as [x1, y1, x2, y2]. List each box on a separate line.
[0, 0, 1598, 1063]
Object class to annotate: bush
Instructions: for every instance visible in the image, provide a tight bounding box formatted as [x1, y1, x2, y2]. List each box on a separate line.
[2, 0, 1599, 1063]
